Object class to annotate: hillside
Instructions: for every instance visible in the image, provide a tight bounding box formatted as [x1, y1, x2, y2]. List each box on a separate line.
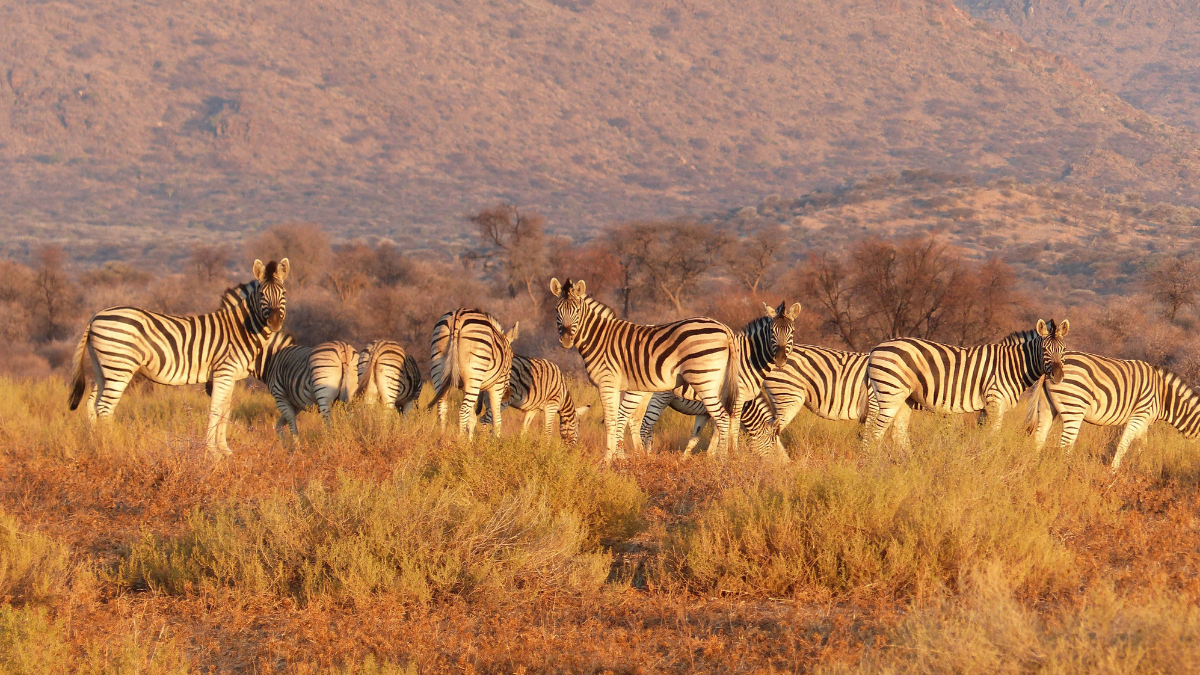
[958, 0, 1200, 133]
[4, 0, 1200, 266]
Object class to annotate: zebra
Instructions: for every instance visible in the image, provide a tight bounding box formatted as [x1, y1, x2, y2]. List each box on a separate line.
[864, 319, 1070, 449]
[764, 344, 873, 435]
[259, 339, 359, 441]
[635, 393, 785, 460]
[474, 354, 591, 445]
[355, 340, 423, 412]
[68, 259, 290, 457]
[1026, 352, 1200, 471]
[550, 277, 742, 462]
[427, 308, 518, 438]
[625, 302, 800, 455]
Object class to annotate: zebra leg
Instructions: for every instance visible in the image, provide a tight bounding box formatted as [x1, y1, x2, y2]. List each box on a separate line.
[1031, 401, 1056, 452]
[522, 409, 536, 435]
[437, 398, 450, 432]
[684, 414, 710, 456]
[865, 391, 905, 450]
[85, 384, 99, 423]
[543, 405, 557, 437]
[1058, 414, 1084, 457]
[638, 392, 672, 453]
[617, 391, 645, 451]
[598, 385, 623, 462]
[1111, 414, 1151, 472]
[890, 404, 913, 451]
[695, 392, 732, 459]
[92, 372, 133, 420]
[459, 384, 482, 438]
[487, 387, 505, 438]
[205, 373, 237, 457]
[316, 387, 336, 426]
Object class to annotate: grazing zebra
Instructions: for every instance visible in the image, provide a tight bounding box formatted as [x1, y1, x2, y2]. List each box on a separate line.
[626, 302, 800, 454]
[475, 354, 591, 445]
[259, 339, 359, 441]
[1026, 352, 1200, 471]
[864, 319, 1070, 449]
[550, 278, 742, 462]
[356, 340, 423, 412]
[68, 259, 290, 457]
[427, 308, 518, 438]
[765, 344, 873, 433]
[635, 393, 785, 460]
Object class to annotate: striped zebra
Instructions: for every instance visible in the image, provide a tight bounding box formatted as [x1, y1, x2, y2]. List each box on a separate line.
[68, 259, 290, 457]
[864, 319, 1070, 449]
[427, 308, 518, 438]
[1026, 352, 1200, 471]
[355, 340, 423, 412]
[635, 393, 784, 460]
[765, 344, 873, 433]
[260, 340, 359, 440]
[475, 354, 591, 445]
[626, 302, 800, 455]
[550, 278, 742, 462]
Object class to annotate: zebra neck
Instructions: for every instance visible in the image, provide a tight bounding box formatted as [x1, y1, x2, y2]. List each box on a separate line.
[574, 296, 623, 350]
[220, 282, 270, 343]
[739, 317, 775, 377]
[1159, 371, 1200, 438]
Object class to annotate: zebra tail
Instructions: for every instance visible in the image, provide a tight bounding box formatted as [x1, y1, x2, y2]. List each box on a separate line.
[721, 331, 742, 415]
[1023, 376, 1046, 435]
[427, 324, 461, 410]
[339, 347, 356, 403]
[67, 326, 90, 410]
[354, 354, 374, 401]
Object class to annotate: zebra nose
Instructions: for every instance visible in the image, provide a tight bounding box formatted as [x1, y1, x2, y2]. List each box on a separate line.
[1050, 363, 1064, 384]
[267, 309, 285, 331]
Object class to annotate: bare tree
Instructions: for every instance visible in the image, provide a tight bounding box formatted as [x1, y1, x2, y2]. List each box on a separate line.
[324, 244, 374, 302]
[851, 236, 962, 341]
[603, 223, 657, 317]
[188, 244, 234, 286]
[26, 246, 79, 342]
[1147, 257, 1200, 322]
[251, 222, 329, 287]
[725, 224, 785, 296]
[799, 252, 864, 349]
[468, 204, 549, 309]
[623, 220, 728, 314]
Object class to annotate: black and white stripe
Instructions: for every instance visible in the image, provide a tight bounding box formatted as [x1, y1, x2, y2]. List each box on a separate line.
[764, 345, 873, 433]
[637, 393, 784, 459]
[1027, 351, 1200, 471]
[260, 339, 358, 440]
[626, 302, 800, 455]
[865, 319, 1069, 448]
[550, 278, 742, 462]
[476, 354, 591, 445]
[68, 259, 290, 456]
[427, 308, 518, 438]
[356, 340, 423, 413]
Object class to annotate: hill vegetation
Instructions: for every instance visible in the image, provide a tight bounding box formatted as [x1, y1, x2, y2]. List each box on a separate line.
[5, 0, 1200, 266]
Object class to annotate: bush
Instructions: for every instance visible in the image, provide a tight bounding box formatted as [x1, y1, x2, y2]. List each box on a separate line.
[0, 510, 72, 607]
[120, 439, 644, 604]
[0, 605, 70, 675]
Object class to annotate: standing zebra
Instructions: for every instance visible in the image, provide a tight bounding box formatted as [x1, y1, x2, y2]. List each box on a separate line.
[1026, 352, 1200, 471]
[427, 308, 518, 438]
[628, 302, 800, 454]
[764, 345, 873, 435]
[356, 340, 423, 412]
[68, 259, 290, 457]
[475, 354, 591, 445]
[637, 393, 785, 460]
[550, 278, 741, 462]
[864, 319, 1069, 449]
[259, 339, 359, 441]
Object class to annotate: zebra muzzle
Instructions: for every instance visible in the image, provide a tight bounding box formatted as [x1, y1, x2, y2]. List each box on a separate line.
[1050, 362, 1064, 384]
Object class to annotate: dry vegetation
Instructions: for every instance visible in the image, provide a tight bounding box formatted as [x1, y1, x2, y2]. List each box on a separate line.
[3, 373, 1200, 671]
[5, 0, 1200, 265]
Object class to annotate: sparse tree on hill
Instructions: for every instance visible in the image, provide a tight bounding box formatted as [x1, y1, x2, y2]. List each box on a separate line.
[622, 220, 728, 314]
[188, 244, 234, 286]
[27, 246, 79, 343]
[251, 222, 330, 287]
[468, 204, 549, 309]
[1146, 257, 1200, 322]
[725, 224, 784, 296]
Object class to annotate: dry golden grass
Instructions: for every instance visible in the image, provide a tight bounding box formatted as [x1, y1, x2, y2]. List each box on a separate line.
[3, 375, 1200, 671]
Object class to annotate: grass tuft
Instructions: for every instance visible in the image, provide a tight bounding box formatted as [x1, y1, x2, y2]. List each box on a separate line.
[0, 510, 73, 607]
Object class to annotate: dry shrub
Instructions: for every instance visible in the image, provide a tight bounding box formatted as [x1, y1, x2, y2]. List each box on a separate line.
[660, 423, 1085, 599]
[119, 439, 643, 604]
[0, 605, 70, 674]
[0, 510, 72, 607]
[847, 566, 1200, 674]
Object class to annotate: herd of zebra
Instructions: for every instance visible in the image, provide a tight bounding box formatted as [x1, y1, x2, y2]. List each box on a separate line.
[63, 259, 1200, 471]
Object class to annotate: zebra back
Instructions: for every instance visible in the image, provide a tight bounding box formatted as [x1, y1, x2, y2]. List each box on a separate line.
[765, 345, 872, 422]
[428, 308, 517, 408]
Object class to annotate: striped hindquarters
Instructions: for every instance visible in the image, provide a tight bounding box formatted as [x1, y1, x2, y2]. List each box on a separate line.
[429, 308, 515, 405]
[357, 340, 423, 410]
[309, 341, 358, 404]
[765, 345, 871, 422]
[479, 354, 586, 444]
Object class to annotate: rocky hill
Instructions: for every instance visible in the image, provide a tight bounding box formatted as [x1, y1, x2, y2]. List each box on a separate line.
[4, 0, 1200, 266]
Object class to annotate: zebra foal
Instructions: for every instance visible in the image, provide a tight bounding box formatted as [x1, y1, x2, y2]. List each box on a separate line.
[428, 308, 518, 438]
[864, 319, 1069, 449]
[550, 278, 741, 462]
[260, 339, 359, 441]
[68, 259, 290, 457]
[1027, 352, 1200, 471]
[356, 340, 423, 412]
[476, 354, 591, 445]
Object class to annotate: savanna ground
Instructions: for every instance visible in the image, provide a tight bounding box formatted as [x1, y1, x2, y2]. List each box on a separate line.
[3, 375, 1200, 673]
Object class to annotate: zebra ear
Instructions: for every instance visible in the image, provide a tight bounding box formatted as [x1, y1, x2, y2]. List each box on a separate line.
[1036, 319, 1049, 338]
[785, 302, 802, 320]
[762, 302, 777, 318]
[253, 259, 267, 283]
[1058, 319, 1069, 338]
[573, 280, 586, 297]
[505, 322, 519, 343]
[550, 278, 562, 297]
[276, 258, 290, 283]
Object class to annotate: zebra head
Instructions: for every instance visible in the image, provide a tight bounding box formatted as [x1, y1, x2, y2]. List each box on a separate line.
[252, 258, 290, 335]
[762, 301, 802, 368]
[550, 278, 585, 349]
[1036, 318, 1070, 384]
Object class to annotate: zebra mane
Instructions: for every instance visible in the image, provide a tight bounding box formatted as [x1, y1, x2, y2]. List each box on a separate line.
[998, 329, 1040, 346]
[582, 294, 618, 320]
[221, 280, 257, 310]
[740, 314, 772, 335]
